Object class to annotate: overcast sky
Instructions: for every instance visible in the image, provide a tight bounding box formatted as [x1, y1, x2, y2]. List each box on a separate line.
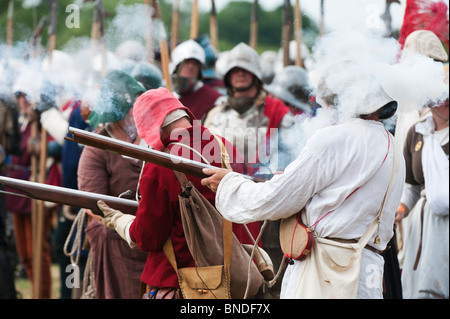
[197, 0, 450, 33]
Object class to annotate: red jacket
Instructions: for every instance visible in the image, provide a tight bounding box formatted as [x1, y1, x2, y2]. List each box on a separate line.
[179, 84, 222, 121]
[129, 124, 259, 288]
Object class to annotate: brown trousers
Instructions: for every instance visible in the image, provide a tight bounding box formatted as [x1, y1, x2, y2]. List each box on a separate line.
[13, 212, 52, 299]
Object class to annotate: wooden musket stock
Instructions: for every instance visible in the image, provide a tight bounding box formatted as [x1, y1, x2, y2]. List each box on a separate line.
[0, 176, 138, 216]
[65, 127, 270, 183]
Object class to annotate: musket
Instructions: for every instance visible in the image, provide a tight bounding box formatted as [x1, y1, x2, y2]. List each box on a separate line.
[250, 0, 258, 50]
[0, 176, 139, 216]
[282, 0, 292, 67]
[65, 127, 271, 183]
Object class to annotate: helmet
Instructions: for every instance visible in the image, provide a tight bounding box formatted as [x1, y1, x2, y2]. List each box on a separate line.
[260, 51, 278, 84]
[215, 51, 230, 79]
[265, 66, 313, 114]
[196, 35, 218, 68]
[131, 61, 163, 90]
[274, 41, 313, 74]
[169, 39, 206, 75]
[223, 42, 262, 87]
[196, 35, 219, 79]
[402, 30, 448, 62]
[88, 70, 146, 128]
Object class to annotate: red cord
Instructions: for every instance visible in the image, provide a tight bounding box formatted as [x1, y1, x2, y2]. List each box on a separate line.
[289, 218, 300, 258]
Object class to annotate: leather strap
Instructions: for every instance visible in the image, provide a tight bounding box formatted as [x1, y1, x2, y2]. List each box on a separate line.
[163, 237, 178, 272]
[214, 135, 233, 273]
[325, 238, 384, 255]
[357, 131, 399, 250]
[173, 170, 190, 189]
[223, 218, 233, 273]
[213, 135, 232, 170]
[413, 198, 427, 270]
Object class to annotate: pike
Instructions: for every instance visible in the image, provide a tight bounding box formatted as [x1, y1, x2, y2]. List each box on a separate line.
[65, 127, 271, 183]
[282, 0, 292, 67]
[144, 0, 155, 63]
[320, 0, 325, 37]
[294, 0, 303, 67]
[381, 0, 400, 37]
[0, 176, 139, 216]
[89, 0, 107, 76]
[190, 0, 199, 39]
[30, 0, 58, 299]
[152, 0, 173, 92]
[210, 0, 218, 50]
[47, 0, 58, 62]
[23, 15, 48, 60]
[7, 0, 14, 46]
[250, 0, 258, 50]
[171, 0, 180, 53]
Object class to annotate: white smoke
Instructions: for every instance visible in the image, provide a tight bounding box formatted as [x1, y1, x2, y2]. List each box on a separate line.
[377, 53, 449, 113]
[277, 29, 448, 168]
[106, 4, 149, 49]
[21, 0, 42, 9]
[309, 30, 448, 115]
[0, 3, 160, 115]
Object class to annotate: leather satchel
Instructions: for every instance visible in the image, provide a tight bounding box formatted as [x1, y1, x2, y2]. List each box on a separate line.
[163, 221, 232, 299]
[162, 136, 263, 299]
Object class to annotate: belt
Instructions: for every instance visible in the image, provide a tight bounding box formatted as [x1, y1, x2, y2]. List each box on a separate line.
[325, 238, 385, 255]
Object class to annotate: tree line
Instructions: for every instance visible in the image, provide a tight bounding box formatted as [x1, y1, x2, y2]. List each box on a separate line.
[0, 0, 319, 54]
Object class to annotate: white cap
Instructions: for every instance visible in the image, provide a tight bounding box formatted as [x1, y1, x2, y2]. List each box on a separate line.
[162, 109, 190, 127]
[402, 30, 448, 62]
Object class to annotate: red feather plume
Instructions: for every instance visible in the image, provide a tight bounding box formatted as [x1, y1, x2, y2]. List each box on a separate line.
[399, 0, 449, 52]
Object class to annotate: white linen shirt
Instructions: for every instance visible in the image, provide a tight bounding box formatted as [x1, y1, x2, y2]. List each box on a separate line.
[216, 118, 406, 298]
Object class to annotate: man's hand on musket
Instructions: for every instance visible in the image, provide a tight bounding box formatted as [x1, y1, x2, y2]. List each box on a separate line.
[201, 168, 230, 193]
[96, 200, 126, 230]
[87, 200, 138, 249]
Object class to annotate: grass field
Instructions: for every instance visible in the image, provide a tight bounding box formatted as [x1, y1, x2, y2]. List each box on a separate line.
[14, 264, 61, 299]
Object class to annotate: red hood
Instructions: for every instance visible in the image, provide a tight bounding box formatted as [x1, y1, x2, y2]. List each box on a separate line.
[133, 87, 196, 151]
